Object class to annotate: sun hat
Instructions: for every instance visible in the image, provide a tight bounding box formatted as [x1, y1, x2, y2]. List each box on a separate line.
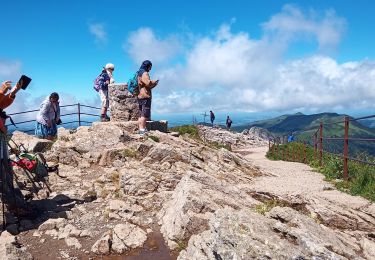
[105, 63, 115, 70]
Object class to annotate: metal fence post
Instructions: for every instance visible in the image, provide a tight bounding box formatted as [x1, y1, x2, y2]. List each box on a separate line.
[78, 103, 81, 126]
[319, 122, 323, 166]
[343, 116, 349, 181]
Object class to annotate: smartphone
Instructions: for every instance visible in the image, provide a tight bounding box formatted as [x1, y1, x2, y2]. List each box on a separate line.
[18, 75, 32, 90]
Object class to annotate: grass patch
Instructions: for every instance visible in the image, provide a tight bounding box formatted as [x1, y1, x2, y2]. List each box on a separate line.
[148, 135, 160, 142]
[169, 125, 201, 141]
[176, 240, 188, 251]
[253, 199, 285, 215]
[122, 148, 137, 158]
[267, 142, 375, 202]
[208, 141, 232, 151]
[110, 171, 120, 183]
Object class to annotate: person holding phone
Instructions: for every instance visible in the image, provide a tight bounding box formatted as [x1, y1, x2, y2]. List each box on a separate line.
[137, 60, 158, 136]
[0, 80, 28, 211]
[35, 92, 60, 140]
[0, 80, 23, 108]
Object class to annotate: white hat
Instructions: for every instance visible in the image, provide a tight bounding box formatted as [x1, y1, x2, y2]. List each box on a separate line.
[105, 63, 115, 70]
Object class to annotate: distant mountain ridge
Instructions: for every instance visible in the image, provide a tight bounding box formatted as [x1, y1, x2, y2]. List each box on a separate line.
[233, 112, 375, 135]
[233, 112, 375, 156]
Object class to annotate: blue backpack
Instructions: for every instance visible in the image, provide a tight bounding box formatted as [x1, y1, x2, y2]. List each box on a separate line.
[127, 72, 139, 96]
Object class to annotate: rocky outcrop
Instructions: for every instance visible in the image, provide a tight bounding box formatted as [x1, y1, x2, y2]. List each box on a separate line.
[5, 123, 374, 259]
[179, 207, 362, 259]
[197, 125, 269, 148]
[10, 130, 53, 152]
[242, 126, 272, 140]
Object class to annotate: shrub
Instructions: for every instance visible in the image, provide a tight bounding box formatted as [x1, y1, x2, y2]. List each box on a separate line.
[122, 148, 137, 158]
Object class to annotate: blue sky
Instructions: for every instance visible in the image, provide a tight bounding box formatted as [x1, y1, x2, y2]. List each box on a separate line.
[2, 0, 375, 117]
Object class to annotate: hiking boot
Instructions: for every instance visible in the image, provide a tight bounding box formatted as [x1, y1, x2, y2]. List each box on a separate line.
[101, 117, 110, 122]
[139, 129, 148, 136]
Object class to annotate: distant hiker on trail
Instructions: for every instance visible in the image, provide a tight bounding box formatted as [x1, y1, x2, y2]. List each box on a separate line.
[226, 116, 232, 129]
[287, 132, 295, 143]
[137, 60, 159, 136]
[94, 63, 115, 122]
[0, 80, 28, 211]
[210, 110, 215, 126]
[35, 92, 61, 140]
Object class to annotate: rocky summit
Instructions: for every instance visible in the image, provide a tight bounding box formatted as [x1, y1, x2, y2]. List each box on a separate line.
[1, 122, 374, 259]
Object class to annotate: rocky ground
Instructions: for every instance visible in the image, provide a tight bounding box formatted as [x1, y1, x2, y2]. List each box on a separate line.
[0, 122, 374, 259]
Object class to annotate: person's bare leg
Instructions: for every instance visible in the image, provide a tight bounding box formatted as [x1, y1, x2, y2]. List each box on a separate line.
[101, 107, 107, 116]
[138, 117, 142, 131]
[141, 117, 147, 130]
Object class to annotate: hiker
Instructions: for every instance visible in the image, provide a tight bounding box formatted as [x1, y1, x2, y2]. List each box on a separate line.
[137, 60, 158, 136]
[287, 132, 295, 143]
[226, 116, 232, 129]
[210, 110, 215, 126]
[35, 92, 61, 140]
[96, 63, 115, 122]
[0, 80, 27, 210]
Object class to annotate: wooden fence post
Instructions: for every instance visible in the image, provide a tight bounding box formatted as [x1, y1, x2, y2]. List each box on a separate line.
[319, 122, 323, 166]
[314, 133, 317, 161]
[343, 116, 349, 181]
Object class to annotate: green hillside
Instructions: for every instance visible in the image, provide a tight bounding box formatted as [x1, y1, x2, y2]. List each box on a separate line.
[233, 112, 375, 156]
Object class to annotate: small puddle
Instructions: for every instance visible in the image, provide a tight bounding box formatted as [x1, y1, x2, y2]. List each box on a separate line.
[104, 230, 178, 260]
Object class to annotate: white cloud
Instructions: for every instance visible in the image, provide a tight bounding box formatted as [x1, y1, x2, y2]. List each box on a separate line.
[262, 4, 346, 51]
[89, 23, 107, 44]
[4, 5, 358, 120]
[0, 59, 22, 80]
[125, 28, 182, 64]
[123, 5, 375, 114]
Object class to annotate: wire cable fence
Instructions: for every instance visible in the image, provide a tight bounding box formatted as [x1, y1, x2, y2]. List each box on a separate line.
[6, 103, 102, 134]
[268, 114, 375, 181]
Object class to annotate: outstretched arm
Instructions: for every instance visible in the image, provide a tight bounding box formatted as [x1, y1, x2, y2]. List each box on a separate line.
[0, 80, 21, 109]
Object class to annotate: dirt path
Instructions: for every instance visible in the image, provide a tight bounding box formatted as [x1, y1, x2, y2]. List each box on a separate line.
[243, 146, 374, 210]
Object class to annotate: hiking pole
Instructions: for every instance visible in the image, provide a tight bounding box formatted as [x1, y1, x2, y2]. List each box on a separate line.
[1, 159, 5, 230]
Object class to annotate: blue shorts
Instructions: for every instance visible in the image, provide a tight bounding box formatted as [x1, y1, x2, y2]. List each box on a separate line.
[138, 98, 151, 118]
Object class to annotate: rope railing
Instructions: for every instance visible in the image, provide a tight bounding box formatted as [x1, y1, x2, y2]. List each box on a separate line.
[268, 114, 375, 181]
[6, 103, 101, 133]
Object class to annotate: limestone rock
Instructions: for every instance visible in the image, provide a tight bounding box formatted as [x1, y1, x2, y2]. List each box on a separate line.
[38, 218, 67, 231]
[179, 207, 360, 260]
[111, 223, 147, 253]
[91, 233, 111, 255]
[65, 237, 82, 249]
[11, 130, 53, 152]
[0, 231, 33, 260]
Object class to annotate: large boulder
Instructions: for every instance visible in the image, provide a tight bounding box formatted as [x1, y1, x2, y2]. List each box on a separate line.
[11, 130, 53, 152]
[108, 83, 139, 121]
[178, 207, 360, 260]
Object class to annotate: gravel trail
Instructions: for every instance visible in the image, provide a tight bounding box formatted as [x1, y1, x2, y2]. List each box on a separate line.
[244, 146, 374, 210]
